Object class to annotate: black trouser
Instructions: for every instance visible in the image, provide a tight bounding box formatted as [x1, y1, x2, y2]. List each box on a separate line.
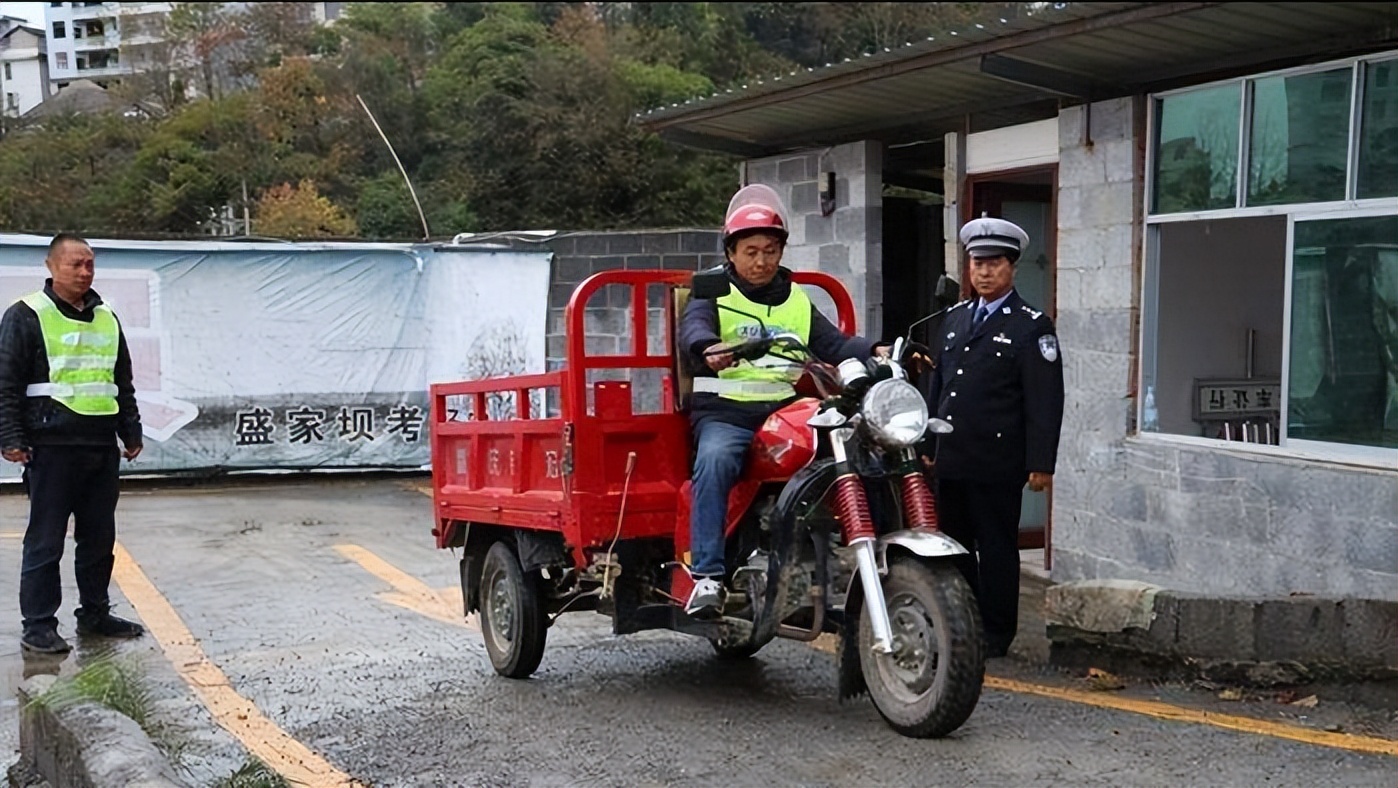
[935, 477, 1024, 651]
[20, 445, 121, 635]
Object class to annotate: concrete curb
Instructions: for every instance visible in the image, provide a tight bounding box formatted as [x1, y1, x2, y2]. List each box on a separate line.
[11, 675, 188, 788]
[1044, 580, 1398, 686]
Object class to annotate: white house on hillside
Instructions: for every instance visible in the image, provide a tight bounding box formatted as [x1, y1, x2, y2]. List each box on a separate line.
[44, 1, 172, 90]
[0, 16, 49, 116]
[43, 1, 343, 94]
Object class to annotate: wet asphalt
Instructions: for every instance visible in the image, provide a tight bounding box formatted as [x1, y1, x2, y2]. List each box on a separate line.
[0, 476, 1393, 787]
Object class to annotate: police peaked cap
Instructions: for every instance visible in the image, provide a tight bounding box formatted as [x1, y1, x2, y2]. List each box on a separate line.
[959, 217, 1030, 260]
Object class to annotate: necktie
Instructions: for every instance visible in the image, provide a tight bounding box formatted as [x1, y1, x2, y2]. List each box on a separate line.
[972, 304, 989, 332]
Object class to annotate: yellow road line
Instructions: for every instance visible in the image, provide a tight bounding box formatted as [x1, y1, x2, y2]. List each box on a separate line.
[811, 636, 1395, 756]
[335, 544, 477, 630]
[982, 675, 1398, 757]
[112, 543, 364, 788]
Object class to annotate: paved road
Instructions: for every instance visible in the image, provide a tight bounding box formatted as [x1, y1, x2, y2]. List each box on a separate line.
[0, 477, 1394, 787]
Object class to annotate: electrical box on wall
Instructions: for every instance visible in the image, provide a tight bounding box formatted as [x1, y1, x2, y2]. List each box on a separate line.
[819, 172, 836, 216]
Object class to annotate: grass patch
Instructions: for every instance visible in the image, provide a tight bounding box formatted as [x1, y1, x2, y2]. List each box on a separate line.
[30, 653, 155, 726]
[28, 652, 193, 771]
[211, 758, 290, 788]
[30, 655, 298, 788]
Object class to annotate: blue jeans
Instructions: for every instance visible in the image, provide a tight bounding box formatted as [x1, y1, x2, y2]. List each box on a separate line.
[690, 421, 754, 578]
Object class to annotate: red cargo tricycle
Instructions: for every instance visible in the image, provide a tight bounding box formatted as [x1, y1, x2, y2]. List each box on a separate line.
[429, 267, 983, 737]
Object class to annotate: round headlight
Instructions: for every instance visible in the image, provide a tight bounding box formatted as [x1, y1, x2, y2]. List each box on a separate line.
[860, 379, 929, 447]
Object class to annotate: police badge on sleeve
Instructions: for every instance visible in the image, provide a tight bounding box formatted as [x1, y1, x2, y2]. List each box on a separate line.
[1038, 335, 1059, 362]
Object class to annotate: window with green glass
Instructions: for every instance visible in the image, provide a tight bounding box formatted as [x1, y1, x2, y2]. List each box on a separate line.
[1288, 214, 1398, 449]
[1153, 84, 1241, 214]
[1248, 68, 1352, 206]
[1357, 60, 1398, 199]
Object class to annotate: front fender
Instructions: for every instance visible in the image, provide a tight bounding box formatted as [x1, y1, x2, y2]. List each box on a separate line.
[878, 529, 966, 573]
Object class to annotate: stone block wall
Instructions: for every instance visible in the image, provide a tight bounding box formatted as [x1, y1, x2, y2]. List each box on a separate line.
[544, 230, 725, 414]
[744, 141, 883, 335]
[1051, 98, 1398, 601]
[1050, 97, 1146, 589]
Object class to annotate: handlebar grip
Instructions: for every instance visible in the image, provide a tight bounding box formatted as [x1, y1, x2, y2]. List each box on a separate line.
[732, 339, 772, 362]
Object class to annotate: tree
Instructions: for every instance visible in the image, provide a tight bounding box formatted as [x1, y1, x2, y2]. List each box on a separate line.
[115, 11, 182, 109]
[241, 2, 322, 68]
[0, 114, 150, 234]
[253, 179, 358, 238]
[355, 172, 420, 239]
[419, 4, 732, 231]
[3, 2, 1018, 237]
[165, 2, 247, 100]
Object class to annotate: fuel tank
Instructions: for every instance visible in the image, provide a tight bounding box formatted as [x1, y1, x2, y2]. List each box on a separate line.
[745, 398, 820, 480]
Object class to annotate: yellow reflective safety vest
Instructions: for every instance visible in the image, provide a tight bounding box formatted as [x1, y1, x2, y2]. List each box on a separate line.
[21, 291, 120, 416]
[694, 283, 812, 402]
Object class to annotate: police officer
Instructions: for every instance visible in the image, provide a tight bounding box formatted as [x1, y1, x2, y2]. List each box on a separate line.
[677, 184, 887, 617]
[925, 217, 1064, 657]
[0, 233, 145, 654]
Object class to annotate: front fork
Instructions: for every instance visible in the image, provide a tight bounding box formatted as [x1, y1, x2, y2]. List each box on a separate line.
[828, 430, 892, 652]
[828, 437, 941, 655]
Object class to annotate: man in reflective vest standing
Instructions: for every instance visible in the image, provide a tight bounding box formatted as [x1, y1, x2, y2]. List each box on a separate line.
[677, 185, 887, 617]
[0, 233, 144, 654]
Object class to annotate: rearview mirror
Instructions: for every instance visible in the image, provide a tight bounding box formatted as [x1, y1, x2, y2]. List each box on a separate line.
[691, 266, 732, 300]
[927, 418, 954, 434]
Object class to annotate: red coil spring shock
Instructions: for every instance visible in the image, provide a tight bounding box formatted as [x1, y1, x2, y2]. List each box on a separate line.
[831, 474, 876, 543]
[900, 472, 940, 530]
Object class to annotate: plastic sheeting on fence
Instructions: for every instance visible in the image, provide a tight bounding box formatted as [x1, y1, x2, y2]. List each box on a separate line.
[0, 235, 552, 477]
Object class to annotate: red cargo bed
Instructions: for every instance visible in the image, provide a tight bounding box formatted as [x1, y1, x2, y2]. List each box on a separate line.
[429, 269, 856, 567]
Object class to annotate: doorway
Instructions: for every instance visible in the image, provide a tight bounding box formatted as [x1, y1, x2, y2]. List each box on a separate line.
[964, 166, 1057, 552]
[881, 140, 945, 342]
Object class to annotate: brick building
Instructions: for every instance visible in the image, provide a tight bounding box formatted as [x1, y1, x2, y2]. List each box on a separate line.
[638, 2, 1398, 604]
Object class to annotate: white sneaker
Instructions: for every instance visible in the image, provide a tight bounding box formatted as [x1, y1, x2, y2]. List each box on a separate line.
[685, 577, 724, 618]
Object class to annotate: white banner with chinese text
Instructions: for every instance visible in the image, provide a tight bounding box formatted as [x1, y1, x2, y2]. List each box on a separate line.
[0, 235, 551, 477]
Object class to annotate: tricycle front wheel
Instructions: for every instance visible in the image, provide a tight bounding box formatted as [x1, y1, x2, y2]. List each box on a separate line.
[859, 558, 984, 738]
[479, 540, 547, 679]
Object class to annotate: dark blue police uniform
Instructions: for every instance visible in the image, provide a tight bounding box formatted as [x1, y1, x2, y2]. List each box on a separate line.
[925, 218, 1065, 656]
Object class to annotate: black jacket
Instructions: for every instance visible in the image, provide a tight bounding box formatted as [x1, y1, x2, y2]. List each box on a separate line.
[679, 265, 880, 431]
[925, 290, 1064, 484]
[0, 281, 142, 450]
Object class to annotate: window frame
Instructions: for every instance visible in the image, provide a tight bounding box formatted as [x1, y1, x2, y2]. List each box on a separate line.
[1148, 51, 1398, 220]
[1246, 65, 1354, 207]
[1140, 48, 1398, 467]
[1281, 205, 1398, 466]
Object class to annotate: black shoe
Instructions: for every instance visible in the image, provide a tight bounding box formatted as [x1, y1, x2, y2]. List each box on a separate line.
[21, 629, 72, 654]
[75, 607, 144, 639]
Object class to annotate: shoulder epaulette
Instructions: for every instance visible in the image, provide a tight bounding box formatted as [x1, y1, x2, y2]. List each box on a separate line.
[1019, 304, 1044, 321]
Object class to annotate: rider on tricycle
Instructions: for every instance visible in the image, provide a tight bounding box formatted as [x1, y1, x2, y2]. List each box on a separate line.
[677, 184, 889, 617]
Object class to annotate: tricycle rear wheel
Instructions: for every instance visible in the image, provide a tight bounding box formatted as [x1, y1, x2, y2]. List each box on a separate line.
[479, 540, 547, 679]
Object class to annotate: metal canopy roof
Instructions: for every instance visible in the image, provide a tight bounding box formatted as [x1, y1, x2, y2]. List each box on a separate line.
[637, 2, 1398, 156]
